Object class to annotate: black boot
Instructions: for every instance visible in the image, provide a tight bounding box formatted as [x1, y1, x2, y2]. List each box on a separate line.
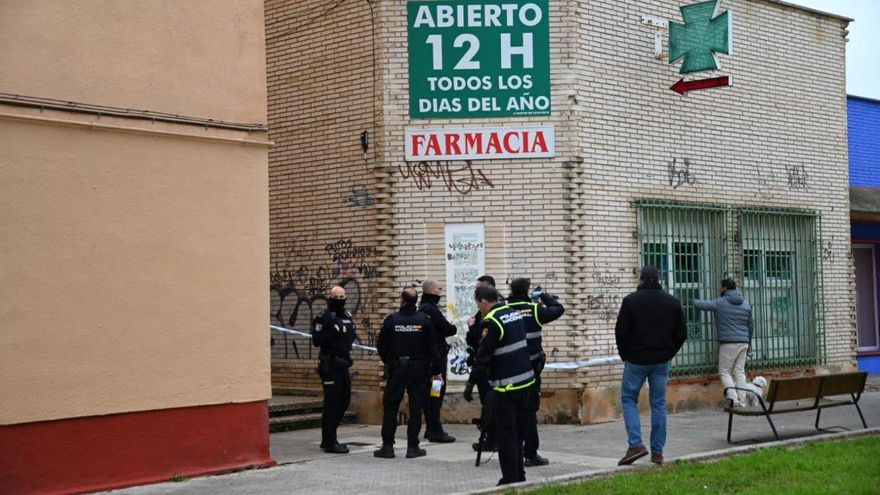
[426, 431, 456, 443]
[373, 445, 395, 458]
[524, 453, 549, 466]
[324, 443, 349, 454]
[405, 446, 427, 458]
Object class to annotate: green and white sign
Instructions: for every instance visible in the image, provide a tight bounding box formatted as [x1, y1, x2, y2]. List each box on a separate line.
[669, 0, 732, 74]
[407, 1, 550, 119]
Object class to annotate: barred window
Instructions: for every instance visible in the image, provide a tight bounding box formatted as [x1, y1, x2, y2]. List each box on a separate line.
[636, 202, 825, 376]
[739, 210, 822, 368]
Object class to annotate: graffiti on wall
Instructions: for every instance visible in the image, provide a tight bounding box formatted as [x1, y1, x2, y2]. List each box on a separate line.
[822, 236, 836, 263]
[444, 224, 485, 381]
[667, 157, 696, 189]
[343, 185, 375, 209]
[786, 165, 809, 190]
[398, 160, 494, 195]
[586, 269, 624, 323]
[270, 238, 379, 359]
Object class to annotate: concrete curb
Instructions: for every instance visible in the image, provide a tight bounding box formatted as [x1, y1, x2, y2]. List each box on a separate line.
[455, 427, 880, 495]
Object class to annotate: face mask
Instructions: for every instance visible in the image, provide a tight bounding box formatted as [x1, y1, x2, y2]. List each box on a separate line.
[328, 298, 346, 314]
[422, 293, 441, 304]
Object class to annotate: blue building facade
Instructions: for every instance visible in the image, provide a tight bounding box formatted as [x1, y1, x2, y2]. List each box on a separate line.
[849, 96, 880, 373]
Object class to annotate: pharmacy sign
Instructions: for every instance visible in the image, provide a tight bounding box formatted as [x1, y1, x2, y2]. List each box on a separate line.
[669, 0, 732, 74]
[407, 0, 551, 118]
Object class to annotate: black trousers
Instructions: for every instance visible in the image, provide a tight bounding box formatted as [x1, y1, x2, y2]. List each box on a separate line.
[382, 365, 430, 447]
[423, 359, 447, 434]
[493, 388, 529, 485]
[476, 380, 496, 445]
[523, 371, 542, 458]
[320, 367, 351, 448]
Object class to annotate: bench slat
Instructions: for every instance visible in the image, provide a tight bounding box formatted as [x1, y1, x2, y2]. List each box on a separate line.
[767, 376, 822, 402]
[819, 372, 867, 397]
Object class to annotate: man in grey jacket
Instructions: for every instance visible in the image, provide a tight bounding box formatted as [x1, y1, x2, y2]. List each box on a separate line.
[694, 279, 754, 407]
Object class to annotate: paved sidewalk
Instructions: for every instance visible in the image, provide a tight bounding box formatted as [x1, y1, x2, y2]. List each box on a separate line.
[108, 392, 880, 495]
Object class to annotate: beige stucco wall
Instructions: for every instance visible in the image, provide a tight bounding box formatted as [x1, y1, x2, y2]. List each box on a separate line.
[0, 0, 267, 124]
[0, 0, 270, 425]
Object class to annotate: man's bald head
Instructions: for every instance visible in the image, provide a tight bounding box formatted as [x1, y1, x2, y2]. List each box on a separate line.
[329, 286, 346, 299]
[422, 279, 442, 295]
[401, 287, 418, 306]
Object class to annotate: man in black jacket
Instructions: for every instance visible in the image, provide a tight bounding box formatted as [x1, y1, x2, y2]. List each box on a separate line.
[419, 279, 458, 443]
[311, 285, 356, 454]
[374, 287, 442, 459]
[506, 277, 564, 467]
[614, 267, 686, 466]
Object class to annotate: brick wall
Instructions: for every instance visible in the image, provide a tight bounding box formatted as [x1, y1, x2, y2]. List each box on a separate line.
[266, 0, 386, 391]
[567, 0, 853, 388]
[267, 0, 855, 418]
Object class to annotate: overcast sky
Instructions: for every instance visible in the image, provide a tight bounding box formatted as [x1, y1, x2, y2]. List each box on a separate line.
[785, 0, 879, 99]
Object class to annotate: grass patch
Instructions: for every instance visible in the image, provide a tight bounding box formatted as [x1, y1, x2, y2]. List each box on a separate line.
[524, 436, 880, 495]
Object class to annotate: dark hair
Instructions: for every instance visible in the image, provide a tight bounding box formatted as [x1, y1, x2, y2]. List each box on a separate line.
[639, 266, 660, 283]
[509, 277, 531, 297]
[401, 287, 418, 305]
[477, 275, 496, 286]
[721, 278, 737, 291]
[474, 284, 499, 303]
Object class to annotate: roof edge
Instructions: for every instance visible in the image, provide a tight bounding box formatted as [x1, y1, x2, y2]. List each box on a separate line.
[848, 94, 880, 104]
[756, 0, 854, 23]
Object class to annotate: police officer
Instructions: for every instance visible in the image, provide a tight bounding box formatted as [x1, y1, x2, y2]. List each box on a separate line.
[419, 279, 458, 443]
[467, 284, 535, 486]
[311, 285, 356, 454]
[507, 278, 565, 467]
[374, 287, 442, 459]
[465, 275, 501, 452]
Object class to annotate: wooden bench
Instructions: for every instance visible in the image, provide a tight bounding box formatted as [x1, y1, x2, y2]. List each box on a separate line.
[724, 372, 868, 443]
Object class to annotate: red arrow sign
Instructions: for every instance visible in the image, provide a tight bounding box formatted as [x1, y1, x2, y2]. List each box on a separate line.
[671, 75, 731, 95]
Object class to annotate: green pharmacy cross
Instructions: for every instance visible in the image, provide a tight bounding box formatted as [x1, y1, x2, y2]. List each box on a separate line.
[669, 0, 732, 74]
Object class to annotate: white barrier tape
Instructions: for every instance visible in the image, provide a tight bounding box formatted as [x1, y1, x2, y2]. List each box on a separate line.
[270, 325, 622, 370]
[270, 324, 378, 352]
[543, 355, 622, 370]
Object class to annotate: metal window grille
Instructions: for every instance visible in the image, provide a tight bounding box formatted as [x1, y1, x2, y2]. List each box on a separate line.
[738, 209, 825, 369]
[635, 201, 825, 376]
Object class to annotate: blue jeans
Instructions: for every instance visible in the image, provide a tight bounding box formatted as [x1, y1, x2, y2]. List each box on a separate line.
[620, 361, 671, 454]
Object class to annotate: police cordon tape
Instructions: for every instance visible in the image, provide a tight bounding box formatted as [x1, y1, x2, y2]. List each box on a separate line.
[270, 325, 622, 370]
[271, 325, 378, 352]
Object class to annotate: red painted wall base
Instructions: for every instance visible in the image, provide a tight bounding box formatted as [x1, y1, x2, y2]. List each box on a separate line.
[0, 400, 275, 495]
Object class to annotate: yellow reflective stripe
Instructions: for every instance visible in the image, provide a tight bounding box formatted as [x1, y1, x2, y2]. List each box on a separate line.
[484, 315, 504, 341]
[493, 378, 536, 393]
[532, 302, 544, 328]
[484, 304, 508, 320]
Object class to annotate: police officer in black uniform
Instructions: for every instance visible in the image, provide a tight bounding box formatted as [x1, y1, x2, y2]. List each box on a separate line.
[374, 287, 442, 459]
[467, 284, 535, 486]
[465, 275, 501, 452]
[419, 279, 458, 443]
[311, 285, 356, 454]
[507, 278, 565, 467]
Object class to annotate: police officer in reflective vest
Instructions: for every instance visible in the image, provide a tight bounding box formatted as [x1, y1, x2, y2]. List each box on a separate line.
[374, 287, 442, 459]
[465, 275, 502, 452]
[311, 285, 356, 454]
[507, 278, 565, 467]
[468, 284, 535, 485]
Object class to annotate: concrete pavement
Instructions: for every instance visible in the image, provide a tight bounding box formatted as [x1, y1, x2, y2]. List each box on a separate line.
[106, 389, 880, 495]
